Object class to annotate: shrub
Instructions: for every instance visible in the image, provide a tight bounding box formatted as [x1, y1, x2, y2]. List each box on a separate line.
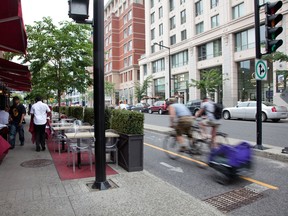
[72, 107, 83, 120]
[83, 107, 94, 125]
[53, 106, 59, 112]
[59, 106, 66, 114]
[110, 109, 144, 135]
[105, 108, 112, 130]
[68, 106, 73, 117]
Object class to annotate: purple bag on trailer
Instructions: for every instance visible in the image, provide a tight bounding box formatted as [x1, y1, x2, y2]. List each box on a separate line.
[209, 142, 252, 168]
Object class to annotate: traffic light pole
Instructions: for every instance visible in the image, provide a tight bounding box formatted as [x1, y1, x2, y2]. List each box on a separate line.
[254, 0, 263, 150]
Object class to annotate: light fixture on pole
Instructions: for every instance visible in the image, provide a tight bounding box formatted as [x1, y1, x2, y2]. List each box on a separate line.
[153, 42, 171, 98]
[68, 0, 111, 190]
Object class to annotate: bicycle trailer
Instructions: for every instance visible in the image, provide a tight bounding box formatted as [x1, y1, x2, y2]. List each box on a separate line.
[208, 141, 253, 184]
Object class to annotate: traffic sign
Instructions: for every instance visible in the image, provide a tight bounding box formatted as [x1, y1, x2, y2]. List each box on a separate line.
[255, 59, 267, 80]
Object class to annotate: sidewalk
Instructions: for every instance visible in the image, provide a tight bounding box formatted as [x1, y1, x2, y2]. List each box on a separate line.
[144, 124, 288, 163]
[0, 121, 224, 216]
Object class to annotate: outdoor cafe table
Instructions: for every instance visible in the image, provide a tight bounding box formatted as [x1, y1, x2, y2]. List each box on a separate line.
[51, 122, 73, 127]
[52, 125, 94, 151]
[65, 131, 120, 168]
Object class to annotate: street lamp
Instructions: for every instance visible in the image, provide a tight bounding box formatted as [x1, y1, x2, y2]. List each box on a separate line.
[153, 42, 171, 98]
[68, 0, 111, 190]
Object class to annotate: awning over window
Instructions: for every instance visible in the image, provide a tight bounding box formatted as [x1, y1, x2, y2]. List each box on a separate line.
[0, 58, 31, 91]
[0, 0, 27, 54]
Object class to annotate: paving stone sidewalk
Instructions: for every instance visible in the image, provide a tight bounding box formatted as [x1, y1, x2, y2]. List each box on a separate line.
[0, 120, 223, 216]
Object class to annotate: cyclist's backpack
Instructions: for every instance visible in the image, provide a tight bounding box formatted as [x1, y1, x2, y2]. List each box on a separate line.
[213, 103, 223, 120]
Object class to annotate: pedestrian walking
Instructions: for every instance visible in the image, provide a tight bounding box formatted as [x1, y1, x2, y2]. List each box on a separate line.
[30, 96, 51, 152]
[9, 96, 26, 149]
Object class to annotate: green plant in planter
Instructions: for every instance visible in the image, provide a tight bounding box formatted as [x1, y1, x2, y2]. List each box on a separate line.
[110, 109, 144, 135]
[110, 109, 144, 172]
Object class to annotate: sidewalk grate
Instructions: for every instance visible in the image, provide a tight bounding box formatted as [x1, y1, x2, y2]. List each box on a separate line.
[20, 159, 53, 168]
[204, 187, 263, 213]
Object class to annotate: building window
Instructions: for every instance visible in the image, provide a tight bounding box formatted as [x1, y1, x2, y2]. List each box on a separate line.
[159, 23, 163, 36]
[151, 28, 155, 40]
[180, 10, 186, 24]
[171, 50, 188, 68]
[124, 43, 127, 53]
[180, 0, 185, 5]
[235, 25, 265, 52]
[151, 44, 155, 53]
[195, 0, 203, 16]
[128, 25, 133, 35]
[154, 78, 165, 99]
[128, 40, 132, 51]
[124, 14, 127, 24]
[169, 0, 175, 11]
[152, 58, 165, 73]
[196, 22, 204, 34]
[143, 64, 147, 76]
[235, 29, 252, 52]
[170, 16, 176, 30]
[124, 58, 128, 67]
[211, 14, 219, 28]
[210, 0, 218, 8]
[123, 29, 127, 38]
[128, 55, 132, 66]
[151, 0, 154, 8]
[159, 41, 163, 50]
[128, 10, 132, 20]
[159, 6, 163, 18]
[197, 39, 222, 61]
[151, 12, 155, 24]
[170, 35, 176, 45]
[181, 30, 187, 41]
[232, 3, 244, 19]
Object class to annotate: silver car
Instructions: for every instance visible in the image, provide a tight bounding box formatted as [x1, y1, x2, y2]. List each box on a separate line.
[222, 101, 288, 122]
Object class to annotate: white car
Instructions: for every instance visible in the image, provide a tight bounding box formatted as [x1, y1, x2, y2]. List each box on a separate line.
[222, 101, 288, 122]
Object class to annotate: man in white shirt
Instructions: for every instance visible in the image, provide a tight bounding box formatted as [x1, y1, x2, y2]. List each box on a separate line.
[30, 96, 51, 152]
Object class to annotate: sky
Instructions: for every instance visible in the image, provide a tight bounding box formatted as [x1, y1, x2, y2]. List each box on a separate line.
[21, 0, 109, 25]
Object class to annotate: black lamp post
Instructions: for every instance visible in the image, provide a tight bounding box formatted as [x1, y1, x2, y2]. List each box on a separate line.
[154, 42, 171, 98]
[68, 0, 111, 190]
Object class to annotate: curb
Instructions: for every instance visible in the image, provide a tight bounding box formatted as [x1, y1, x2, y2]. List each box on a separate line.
[144, 126, 288, 163]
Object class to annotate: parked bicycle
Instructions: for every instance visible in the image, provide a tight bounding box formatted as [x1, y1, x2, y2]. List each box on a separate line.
[163, 118, 228, 163]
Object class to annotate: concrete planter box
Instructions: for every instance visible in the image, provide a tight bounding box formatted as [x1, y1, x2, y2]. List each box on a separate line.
[117, 133, 144, 172]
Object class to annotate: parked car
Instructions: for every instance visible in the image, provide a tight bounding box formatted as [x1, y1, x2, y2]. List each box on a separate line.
[131, 103, 150, 113]
[222, 101, 288, 122]
[185, 99, 202, 116]
[148, 100, 168, 115]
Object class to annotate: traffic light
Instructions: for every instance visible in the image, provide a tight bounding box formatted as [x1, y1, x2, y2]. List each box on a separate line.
[265, 1, 283, 54]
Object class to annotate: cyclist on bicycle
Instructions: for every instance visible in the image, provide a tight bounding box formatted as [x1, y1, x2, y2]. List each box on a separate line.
[195, 97, 221, 149]
[168, 98, 193, 152]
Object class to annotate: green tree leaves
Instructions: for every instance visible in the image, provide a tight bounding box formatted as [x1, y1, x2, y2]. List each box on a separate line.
[189, 69, 225, 97]
[22, 17, 93, 103]
[134, 75, 153, 103]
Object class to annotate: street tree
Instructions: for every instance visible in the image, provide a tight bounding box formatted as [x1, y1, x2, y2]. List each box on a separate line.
[263, 51, 288, 91]
[134, 75, 153, 103]
[104, 81, 115, 104]
[14, 17, 93, 112]
[189, 69, 226, 99]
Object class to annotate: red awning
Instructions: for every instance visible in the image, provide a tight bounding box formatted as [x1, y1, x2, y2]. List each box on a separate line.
[0, 0, 27, 54]
[0, 58, 31, 91]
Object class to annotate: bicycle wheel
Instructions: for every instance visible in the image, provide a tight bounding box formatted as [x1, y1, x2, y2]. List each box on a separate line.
[163, 134, 181, 160]
[193, 139, 210, 164]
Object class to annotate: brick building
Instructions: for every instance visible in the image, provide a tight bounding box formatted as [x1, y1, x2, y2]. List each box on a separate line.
[104, 0, 145, 105]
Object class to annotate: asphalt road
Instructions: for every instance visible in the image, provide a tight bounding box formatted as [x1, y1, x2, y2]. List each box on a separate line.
[144, 130, 288, 216]
[143, 113, 288, 148]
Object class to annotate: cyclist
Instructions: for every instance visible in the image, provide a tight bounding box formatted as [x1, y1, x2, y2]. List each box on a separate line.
[195, 97, 221, 149]
[168, 98, 193, 152]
